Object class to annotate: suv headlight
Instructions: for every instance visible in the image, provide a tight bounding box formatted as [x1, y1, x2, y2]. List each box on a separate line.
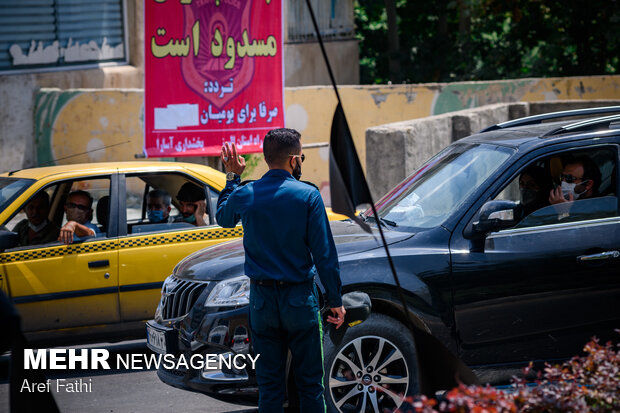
[204, 276, 250, 308]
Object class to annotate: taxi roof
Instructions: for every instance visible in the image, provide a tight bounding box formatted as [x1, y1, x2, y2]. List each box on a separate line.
[1, 161, 224, 184]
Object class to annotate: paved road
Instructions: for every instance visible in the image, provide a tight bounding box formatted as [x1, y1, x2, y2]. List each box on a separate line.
[0, 340, 257, 413]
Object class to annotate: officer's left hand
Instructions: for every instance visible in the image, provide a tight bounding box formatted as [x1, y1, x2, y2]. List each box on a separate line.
[327, 306, 346, 329]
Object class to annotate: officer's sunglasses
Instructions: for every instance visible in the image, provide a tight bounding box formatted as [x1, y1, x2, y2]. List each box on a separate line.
[65, 202, 90, 211]
[289, 154, 305, 163]
[560, 173, 586, 184]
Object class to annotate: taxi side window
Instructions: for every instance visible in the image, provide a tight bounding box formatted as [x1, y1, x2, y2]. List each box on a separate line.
[5, 177, 111, 249]
[124, 174, 218, 235]
[490, 147, 618, 231]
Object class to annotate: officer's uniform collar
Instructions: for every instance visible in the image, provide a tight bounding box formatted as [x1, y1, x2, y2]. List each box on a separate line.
[263, 169, 294, 179]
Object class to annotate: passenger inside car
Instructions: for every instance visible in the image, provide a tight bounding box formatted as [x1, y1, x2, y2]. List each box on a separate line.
[175, 182, 208, 226]
[549, 155, 601, 204]
[518, 165, 551, 217]
[146, 189, 174, 223]
[11, 191, 60, 247]
[58, 190, 101, 244]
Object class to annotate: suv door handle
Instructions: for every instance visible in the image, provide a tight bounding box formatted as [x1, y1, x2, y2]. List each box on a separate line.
[577, 251, 620, 262]
[88, 260, 110, 269]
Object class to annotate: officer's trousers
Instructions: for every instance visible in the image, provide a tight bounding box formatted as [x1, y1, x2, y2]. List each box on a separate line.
[249, 281, 326, 413]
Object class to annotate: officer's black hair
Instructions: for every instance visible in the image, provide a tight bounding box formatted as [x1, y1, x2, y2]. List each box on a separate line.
[68, 190, 93, 208]
[263, 128, 301, 167]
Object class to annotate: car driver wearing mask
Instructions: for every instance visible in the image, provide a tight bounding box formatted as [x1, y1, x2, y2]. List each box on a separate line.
[549, 156, 600, 205]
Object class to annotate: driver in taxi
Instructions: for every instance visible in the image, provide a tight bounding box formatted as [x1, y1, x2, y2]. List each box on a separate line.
[12, 191, 60, 246]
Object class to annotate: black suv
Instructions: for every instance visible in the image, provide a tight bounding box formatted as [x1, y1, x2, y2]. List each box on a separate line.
[147, 107, 620, 413]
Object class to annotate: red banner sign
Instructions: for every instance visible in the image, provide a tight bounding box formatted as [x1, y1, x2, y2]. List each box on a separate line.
[144, 0, 284, 157]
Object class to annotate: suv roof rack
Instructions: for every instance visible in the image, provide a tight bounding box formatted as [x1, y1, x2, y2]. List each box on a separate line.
[480, 106, 620, 132]
[541, 113, 620, 137]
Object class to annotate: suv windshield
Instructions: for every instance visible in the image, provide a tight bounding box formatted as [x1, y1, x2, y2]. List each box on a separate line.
[0, 177, 34, 214]
[369, 143, 513, 231]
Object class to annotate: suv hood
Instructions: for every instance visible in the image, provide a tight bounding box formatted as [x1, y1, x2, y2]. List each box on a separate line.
[174, 220, 413, 281]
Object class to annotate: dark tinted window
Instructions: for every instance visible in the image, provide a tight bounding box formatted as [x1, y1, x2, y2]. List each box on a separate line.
[0, 178, 34, 213]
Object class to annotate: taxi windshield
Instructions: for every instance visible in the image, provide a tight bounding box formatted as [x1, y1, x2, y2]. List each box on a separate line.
[368, 143, 513, 231]
[0, 177, 34, 214]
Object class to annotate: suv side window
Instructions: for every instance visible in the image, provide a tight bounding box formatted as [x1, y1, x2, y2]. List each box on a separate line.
[490, 146, 618, 230]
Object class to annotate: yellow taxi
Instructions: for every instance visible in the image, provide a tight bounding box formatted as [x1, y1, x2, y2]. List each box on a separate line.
[0, 162, 344, 344]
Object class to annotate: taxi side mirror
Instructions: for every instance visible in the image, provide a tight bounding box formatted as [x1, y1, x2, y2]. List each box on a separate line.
[0, 231, 19, 252]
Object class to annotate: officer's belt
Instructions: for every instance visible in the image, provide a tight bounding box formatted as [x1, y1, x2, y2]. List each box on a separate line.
[251, 279, 312, 287]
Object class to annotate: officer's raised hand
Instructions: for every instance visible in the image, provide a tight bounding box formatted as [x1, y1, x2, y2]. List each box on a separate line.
[220, 142, 246, 175]
[327, 306, 346, 329]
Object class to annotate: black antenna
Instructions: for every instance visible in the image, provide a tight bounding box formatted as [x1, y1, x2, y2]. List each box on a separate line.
[304, 0, 415, 336]
[305, 0, 479, 395]
[8, 141, 131, 176]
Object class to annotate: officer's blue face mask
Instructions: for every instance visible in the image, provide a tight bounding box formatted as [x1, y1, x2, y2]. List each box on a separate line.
[147, 209, 165, 223]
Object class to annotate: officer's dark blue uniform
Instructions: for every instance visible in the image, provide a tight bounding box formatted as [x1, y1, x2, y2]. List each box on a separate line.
[217, 169, 341, 413]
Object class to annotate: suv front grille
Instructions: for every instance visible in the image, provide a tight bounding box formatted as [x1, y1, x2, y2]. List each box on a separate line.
[162, 277, 209, 320]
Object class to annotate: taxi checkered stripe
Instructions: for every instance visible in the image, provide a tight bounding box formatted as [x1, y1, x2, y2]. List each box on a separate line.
[0, 227, 243, 264]
[118, 227, 243, 248]
[0, 240, 117, 264]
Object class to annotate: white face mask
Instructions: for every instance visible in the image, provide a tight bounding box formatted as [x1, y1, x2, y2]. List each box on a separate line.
[28, 219, 48, 233]
[561, 180, 588, 200]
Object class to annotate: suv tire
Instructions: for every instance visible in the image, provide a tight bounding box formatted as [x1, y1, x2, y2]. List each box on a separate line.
[323, 313, 419, 413]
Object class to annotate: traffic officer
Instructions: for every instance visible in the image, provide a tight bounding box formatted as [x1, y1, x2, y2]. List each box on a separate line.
[217, 128, 345, 413]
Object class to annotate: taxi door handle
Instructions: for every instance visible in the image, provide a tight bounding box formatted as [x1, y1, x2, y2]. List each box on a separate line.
[88, 260, 110, 269]
[577, 251, 619, 262]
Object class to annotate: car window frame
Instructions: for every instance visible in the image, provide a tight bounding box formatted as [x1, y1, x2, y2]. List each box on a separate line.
[465, 142, 619, 237]
[1, 173, 119, 252]
[118, 172, 221, 237]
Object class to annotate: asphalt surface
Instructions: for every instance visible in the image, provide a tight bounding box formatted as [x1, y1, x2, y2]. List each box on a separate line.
[0, 339, 257, 413]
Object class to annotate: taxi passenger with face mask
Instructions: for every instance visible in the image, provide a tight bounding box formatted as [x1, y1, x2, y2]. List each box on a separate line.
[146, 189, 174, 223]
[549, 156, 601, 204]
[175, 183, 208, 226]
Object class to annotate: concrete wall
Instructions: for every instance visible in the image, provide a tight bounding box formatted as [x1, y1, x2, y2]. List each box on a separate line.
[0, 0, 144, 172]
[28, 75, 620, 205]
[284, 40, 359, 87]
[0, 0, 358, 172]
[366, 100, 620, 199]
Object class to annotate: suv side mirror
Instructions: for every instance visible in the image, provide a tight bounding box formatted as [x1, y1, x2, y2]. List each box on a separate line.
[0, 231, 19, 252]
[472, 200, 519, 236]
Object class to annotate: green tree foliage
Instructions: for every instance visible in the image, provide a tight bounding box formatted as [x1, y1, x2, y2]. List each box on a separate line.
[355, 0, 619, 84]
